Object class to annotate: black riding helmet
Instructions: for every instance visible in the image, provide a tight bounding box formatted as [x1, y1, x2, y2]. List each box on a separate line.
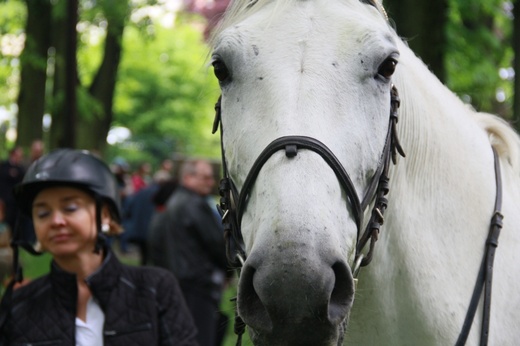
[15, 149, 121, 222]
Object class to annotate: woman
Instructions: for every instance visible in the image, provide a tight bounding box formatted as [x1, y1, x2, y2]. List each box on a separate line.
[0, 149, 198, 345]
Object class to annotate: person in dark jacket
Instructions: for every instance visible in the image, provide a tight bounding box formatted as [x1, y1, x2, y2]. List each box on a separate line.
[122, 182, 160, 265]
[0, 149, 198, 346]
[0, 146, 25, 232]
[148, 159, 229, 346]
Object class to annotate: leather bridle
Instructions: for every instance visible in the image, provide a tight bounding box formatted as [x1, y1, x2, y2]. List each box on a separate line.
[211, 85, 403, 345]
[212, 85, 503, 346]
[212, 85, 405, 274]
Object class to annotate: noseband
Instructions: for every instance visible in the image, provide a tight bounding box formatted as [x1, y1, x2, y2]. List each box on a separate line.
[212, 85, 405, 274]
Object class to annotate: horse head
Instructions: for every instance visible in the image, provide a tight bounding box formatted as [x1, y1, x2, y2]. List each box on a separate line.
[211, 1, 400, 344]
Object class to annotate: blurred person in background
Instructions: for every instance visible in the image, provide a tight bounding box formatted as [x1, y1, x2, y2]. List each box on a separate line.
[146, 178, 178, 264]
[153, 158, 174, 183]
[0, 200, 12, 287]
[21, 139, 45, 170]
[0, 146, 25, 232]
[29, 139, 44, 164]
[131, 162, 152, 193]
[148, 159, 229, 346]
[111, 157, 133, 201]
[122, 171, 170, 265]
[18, 139, 46, 246]
[110, 157, 133, 253]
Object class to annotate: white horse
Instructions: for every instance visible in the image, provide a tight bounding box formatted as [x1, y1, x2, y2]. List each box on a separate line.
[210, 0, 520, 345]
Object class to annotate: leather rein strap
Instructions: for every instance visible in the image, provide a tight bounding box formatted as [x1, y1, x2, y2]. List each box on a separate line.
[456, 148, 503, 346]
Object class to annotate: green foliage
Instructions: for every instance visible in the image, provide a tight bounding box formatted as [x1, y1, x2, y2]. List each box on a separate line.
[112, 13, 221, 162]
[77, 86, 104, 121]
[445, 0, 513, 116]
[77, 16, 104, 86]
[0, 0, 25, 107]
[0, 59, 18, 106]
[96, 0, 129, 27]
[0, 0, 25, 35]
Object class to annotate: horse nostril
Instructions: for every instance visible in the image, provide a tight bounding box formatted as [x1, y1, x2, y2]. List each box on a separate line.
[329, 261, 355, 324]
[237, 264, 273, 333]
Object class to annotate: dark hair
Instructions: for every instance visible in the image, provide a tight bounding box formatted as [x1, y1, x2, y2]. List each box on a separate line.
[152, 179, 178, 207]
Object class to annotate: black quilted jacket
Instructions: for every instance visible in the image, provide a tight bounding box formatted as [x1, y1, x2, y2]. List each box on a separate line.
[0, 248, 198, 345]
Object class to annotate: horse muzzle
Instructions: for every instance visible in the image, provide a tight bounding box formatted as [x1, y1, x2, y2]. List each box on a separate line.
[237, 242, 355, 345]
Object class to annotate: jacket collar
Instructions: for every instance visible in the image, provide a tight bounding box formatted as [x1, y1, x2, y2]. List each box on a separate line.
[49, 247, 123, 312]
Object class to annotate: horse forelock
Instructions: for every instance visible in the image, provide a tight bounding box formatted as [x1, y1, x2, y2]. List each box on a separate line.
[210, 0, 389, 48]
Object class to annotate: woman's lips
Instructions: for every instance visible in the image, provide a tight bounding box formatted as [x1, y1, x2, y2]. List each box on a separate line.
[51, 233, 71, 242]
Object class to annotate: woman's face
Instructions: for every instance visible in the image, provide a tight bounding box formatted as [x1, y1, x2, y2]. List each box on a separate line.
[32, 186, 99, 258]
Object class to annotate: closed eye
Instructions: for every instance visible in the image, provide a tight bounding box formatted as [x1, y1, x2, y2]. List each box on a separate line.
[34, 208, 50, 219]
[63, 203, 79, 213]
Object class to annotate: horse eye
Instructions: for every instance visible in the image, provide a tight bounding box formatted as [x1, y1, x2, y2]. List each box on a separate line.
[377, 58, 398, 79]
[212, 60, 230, 82]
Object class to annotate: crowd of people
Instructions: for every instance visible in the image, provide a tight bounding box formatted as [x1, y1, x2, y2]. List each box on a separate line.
[0, 145, 232, 346]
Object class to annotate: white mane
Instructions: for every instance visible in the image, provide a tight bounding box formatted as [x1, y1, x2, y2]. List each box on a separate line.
[394, 41, 520, 171]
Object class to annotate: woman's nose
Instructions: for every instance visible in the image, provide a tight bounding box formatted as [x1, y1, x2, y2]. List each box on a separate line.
[50, 211, 66, 226]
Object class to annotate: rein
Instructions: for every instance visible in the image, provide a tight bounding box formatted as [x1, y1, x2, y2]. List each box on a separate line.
[456, 148, 503, 346]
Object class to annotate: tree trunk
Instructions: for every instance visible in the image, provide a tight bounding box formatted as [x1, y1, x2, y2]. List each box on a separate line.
[48, 0, 68, 150]
[79, 22, 124, 152]
[78, 1, 129, 153]
[63, 0, 78, 148]
[16, 0, 52, 148]
[385, 0, 448, 83]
